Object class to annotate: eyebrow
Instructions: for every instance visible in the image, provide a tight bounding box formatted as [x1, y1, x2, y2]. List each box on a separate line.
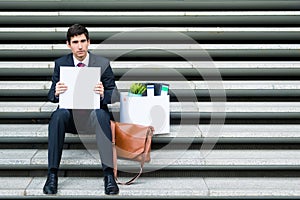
[71, 39, 87, 44]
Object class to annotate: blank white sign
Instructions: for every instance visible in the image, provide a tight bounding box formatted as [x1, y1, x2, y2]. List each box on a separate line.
[59, 66, 101, 109]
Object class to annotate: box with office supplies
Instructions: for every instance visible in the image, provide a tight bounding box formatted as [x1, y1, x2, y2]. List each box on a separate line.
[120, 83, 170, 134]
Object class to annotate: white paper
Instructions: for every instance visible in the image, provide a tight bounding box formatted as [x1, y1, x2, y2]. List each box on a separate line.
[120, 92, 170, 134]
[59, 67, 101, 109]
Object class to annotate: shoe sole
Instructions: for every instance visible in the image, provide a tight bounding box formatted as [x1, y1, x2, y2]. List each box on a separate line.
[105, 191, 119, 195]
[43, 189, 57, 195]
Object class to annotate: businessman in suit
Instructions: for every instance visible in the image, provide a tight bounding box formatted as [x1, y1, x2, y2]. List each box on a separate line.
[43, 24, 119, 195]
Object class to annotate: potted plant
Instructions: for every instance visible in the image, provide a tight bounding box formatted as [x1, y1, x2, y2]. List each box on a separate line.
[128, 83, 146, 96]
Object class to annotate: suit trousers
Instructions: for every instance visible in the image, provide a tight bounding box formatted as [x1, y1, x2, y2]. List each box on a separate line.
[47, 108, 113, 175]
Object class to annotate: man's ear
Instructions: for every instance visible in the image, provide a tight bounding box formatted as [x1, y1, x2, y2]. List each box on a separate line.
[66, 40, 70, 48]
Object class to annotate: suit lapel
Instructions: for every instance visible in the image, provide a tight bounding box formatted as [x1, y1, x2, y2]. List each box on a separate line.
[88, 53, 102, 80]
[88, 53, 97, 67]
[66, 53, 75, 67]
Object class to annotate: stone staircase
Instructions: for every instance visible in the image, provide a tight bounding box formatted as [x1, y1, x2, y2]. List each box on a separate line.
[0, 0, 300, 199]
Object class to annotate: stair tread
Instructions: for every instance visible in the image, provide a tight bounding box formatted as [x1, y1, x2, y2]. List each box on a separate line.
[1, 11, 300, 16]
[1, 149, 300, 168]
[1, 61, 300, 69]
[2, 43, 300, 50]
[1, 124, 300, 139]
[1, 0, 298, 10]
[1, 102, 300, 113]
[1, 27, 299, 42]
[1, 80, 300, 90]
[1, 177, 299, 198]
[1, 27, 300, 32]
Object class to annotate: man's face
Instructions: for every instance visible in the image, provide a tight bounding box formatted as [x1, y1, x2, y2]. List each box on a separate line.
[67, 34, 90, 61]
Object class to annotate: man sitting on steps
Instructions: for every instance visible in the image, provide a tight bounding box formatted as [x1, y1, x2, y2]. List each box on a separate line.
[43, 24, 119, 195]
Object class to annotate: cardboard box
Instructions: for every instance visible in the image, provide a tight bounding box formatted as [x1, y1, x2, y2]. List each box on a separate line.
[120, 92, 170, 134]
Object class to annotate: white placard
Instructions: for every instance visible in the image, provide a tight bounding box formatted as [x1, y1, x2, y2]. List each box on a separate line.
[59, 67, 100, 109]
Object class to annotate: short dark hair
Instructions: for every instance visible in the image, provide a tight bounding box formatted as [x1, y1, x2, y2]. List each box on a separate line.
[66, 24, 89, 44]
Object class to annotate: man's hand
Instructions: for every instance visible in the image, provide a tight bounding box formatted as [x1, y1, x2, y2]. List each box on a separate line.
[94, 81, 104, 98]
[55, 81, 68, 97]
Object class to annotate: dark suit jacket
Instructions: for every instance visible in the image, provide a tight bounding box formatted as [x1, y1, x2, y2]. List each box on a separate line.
[48, 53, 117, 109]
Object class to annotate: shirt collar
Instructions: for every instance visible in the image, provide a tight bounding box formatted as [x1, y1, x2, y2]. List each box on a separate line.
[73, 52, 89, 67]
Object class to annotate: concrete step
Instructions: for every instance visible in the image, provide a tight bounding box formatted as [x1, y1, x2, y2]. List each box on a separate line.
[1, 61, 300, 69]
[1, 44, 299, 59]
[2, 80, 300, 90]
[0, 101, 300, 121]
[1, 61, 300, 77]
[1, 101, 300, 113]
[1, 81, 300, 97]
[0, 11, 299, 26]
[1, 124, 300, 143]
[1, 0, 299, 10]
[1, 102, 300, 119]
[1, 177, 300, 199]
[1, 149, 300, 170]
[1, 27, 300, 41]
[2, 61, 300, 78]
[0, 124, 199, 143]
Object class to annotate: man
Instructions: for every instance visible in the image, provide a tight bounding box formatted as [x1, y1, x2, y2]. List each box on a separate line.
[43, 24, 119, 195]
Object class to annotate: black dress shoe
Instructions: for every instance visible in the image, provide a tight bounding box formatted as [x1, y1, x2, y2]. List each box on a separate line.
[104, 175, 119, 195]
[43, 173, 58, 194]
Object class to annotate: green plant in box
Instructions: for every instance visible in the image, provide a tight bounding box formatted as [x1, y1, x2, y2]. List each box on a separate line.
[129, 83, 146, 95]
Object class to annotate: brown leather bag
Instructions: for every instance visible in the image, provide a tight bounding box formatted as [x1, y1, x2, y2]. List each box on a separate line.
[110, 121, 154, 185]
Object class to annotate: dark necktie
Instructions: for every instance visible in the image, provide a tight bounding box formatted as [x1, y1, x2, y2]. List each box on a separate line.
[77, 62, 86, 67]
